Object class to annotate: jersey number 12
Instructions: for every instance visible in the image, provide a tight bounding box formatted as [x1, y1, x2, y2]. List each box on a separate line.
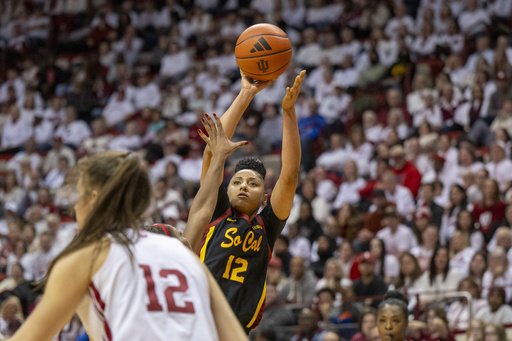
[139, 264, 195, 313]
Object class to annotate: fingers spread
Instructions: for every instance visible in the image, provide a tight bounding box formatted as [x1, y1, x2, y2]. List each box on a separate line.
[197, 129, 209, 145]
[213, 113, 225, 137]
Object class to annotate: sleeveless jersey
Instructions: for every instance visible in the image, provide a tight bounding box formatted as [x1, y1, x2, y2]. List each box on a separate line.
[197, 186, 286, 331]
[76, 231, 217, 341]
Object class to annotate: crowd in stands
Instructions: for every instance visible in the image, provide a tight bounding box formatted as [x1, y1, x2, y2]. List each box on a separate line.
[2, 0, 512, 340]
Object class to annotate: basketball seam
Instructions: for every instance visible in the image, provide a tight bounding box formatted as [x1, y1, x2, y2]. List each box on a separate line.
[240, 61, 290, 76]
[236, 34, 289, 47]
[236, 48, 292, 60]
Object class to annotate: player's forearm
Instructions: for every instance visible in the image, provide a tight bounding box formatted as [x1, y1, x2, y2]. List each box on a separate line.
[201, 89, 254, 184]
[221, 89, 255, 139]
[280, 108, 301, 183]
[185, 155, 226, 251]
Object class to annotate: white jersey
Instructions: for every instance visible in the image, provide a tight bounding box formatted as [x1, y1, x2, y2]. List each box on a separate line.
[76, 231, 217, 341]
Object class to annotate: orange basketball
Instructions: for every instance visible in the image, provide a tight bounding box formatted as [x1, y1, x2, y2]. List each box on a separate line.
[235, 24, 292, 81]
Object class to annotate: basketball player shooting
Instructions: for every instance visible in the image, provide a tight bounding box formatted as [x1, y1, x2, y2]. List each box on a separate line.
[184, 69, 306, 333]
[9, 116, 249, 340]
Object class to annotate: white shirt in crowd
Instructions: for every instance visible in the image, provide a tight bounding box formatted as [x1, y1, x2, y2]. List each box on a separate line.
[131, 83, 161, 110]
[376, 224, 418, 256]
[109, 135, 142, 152]
[385, 185, 416, 219]
[486, 158, 512, 192]
[482, 268, 512, 302]
[289, 235, 311, 264]
[159, 51, 191, 78]
[103, 93, 135, 127]
[475, 304, 512, 325]
[54, 120, 92, 147]
[1, 117, 31, 149]
[333, 178, 366, 209]
[450, 247, 475, 279]
[416, 268, 460, 302]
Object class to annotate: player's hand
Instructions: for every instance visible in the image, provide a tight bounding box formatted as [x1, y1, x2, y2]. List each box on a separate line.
[240, 70, 276, 96]
[282, 70, 306, 111]
[197, 113, 247, 158]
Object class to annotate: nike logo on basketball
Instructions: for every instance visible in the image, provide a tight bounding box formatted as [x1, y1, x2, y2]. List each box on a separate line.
[250, 37, 273, 53]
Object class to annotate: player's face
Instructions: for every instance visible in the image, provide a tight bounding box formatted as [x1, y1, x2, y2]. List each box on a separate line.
[227, 170, 266, 216]
[377, 305, 406, 341]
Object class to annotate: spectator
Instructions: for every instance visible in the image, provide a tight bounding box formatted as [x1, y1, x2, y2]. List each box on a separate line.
[54, 107, 92, 149]
[468, 251, 489, 286]
[253, 283, 295, 337]
[333, 160, 367, 209]
[1, 106, 31, 152]
[108, 121, 142, 152]
[440, 184, 469, 246]
[0, 296, 24, 337]
[481, 247, 512, 302]
[410, 224, 439, 271]
[278, 256, 317, 304]
[483, 323, 508, 341]
[458, 0, 490, 37]
[24, 232, 55, 281]
[103, 87, 135, 129]
[473, 179, 506, 242]
[350, 310, 377, 341]
[456, 210, 484, 252]
[132, 73, 161, 110]
[369, 238, 399, 283]
[447, 278, 487, 330]
[475, 287, 512, 324]
[449, 230, 476, 278]
[291, 308, 326, 341]
[42, 137, 76, 175]
[376, 206, 418, 256]
[416, 246, 460, 306]
[353, 251, 388, 309]
[393, 252, 422, 304]
[466, 319, 486, 341]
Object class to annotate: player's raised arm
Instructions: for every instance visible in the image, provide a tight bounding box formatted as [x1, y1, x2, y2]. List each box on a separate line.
[270, 70, 306, 220]
[200, 71, 274, 185]
[184, 114, 248, 251]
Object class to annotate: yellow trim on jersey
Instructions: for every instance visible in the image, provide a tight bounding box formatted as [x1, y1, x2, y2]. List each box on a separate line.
[199, 226, 216, 262]
[246, 281, 266, 329]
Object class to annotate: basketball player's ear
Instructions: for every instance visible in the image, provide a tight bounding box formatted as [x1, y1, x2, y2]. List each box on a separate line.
[89, 190, 99, 206]
[263, 193, 269, 206]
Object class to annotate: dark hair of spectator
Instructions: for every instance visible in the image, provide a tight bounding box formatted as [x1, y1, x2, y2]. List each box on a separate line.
[422, 305, 448, 326]
[456, 210, 476, 234]
[395, 252, 422, 290]
[483, 178, 500, 206]
[489, 286, 506, 304]
[429, 246, 450, 286]
[378, 291, 408, 318]
[468, 250, 488, 282]
[448, 184, 467, 217]
[458, 277, 481, 299]
[44, 151, 151, 284]
[372, 238, 387, 278]
[317, 288, 336, 301]
[234, 157, 266, 180]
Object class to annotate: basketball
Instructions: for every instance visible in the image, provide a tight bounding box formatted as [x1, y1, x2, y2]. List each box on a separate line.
[235, 24, 292, 81]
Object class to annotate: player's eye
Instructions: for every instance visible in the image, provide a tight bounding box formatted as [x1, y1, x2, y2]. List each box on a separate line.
[233, 181, 241, 185]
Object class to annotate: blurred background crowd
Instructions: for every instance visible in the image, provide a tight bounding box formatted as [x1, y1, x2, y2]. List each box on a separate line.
[1, 0, 512, 340]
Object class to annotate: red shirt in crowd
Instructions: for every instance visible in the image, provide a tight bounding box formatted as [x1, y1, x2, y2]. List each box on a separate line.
[472, 200, 506, 240]
[392, 161, 422, 197]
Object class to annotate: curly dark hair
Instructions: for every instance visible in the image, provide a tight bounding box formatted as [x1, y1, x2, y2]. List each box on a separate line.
[378, 291, 409, 318]
[234, 157, 266, 179]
